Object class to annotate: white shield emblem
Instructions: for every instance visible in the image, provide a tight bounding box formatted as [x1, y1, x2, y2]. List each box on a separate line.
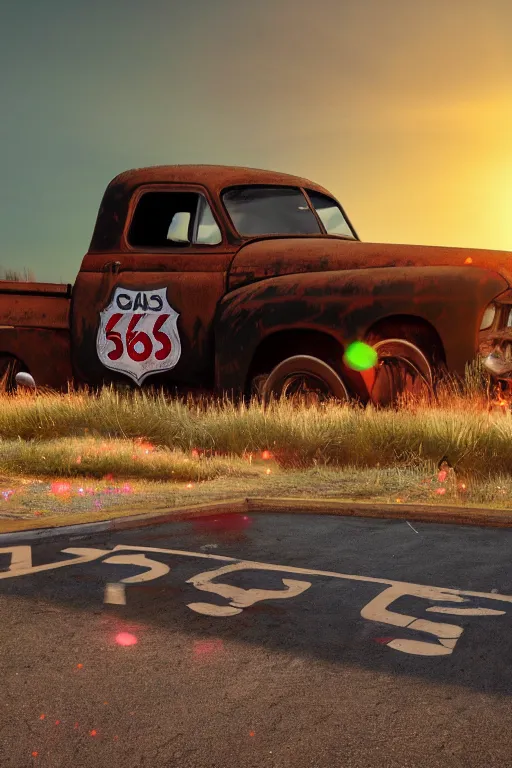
[96, 287, 181, 385]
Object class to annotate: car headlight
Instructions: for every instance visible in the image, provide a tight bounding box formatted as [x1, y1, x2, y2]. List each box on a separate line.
[480, 303, 496, 330]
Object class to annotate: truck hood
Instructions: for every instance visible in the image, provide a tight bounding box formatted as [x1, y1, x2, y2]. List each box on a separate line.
[229, 237, 512, 290]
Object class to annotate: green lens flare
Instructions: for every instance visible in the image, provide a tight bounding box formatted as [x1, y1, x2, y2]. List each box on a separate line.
[343, 341, 378, 371]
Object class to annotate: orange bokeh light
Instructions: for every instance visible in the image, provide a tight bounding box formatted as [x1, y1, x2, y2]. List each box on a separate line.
[135, 438, 154, 454]
[115, 632, 138, 646]
[50, 482, 71, 496]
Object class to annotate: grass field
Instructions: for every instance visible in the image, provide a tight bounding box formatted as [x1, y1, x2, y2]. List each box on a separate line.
[0, 361, 511, 521]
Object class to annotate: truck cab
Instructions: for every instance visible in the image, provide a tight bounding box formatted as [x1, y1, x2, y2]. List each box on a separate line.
[71, 165, 359, 395]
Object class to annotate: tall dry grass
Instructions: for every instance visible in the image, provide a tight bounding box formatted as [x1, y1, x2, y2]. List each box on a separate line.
[0, 360, 509, 481]
[0, 267, 36, 282]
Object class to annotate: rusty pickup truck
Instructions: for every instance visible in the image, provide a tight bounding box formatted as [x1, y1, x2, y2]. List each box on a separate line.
[1, 164, 511, 405]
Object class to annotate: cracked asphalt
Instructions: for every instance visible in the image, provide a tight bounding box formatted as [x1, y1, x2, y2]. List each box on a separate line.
[0, 512, 511, 768]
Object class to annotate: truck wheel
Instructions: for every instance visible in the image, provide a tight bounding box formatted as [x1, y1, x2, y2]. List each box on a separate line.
[261, 355, 350, 406]
[368, 338, 434, 406]
[0, 356, 23, 394]
[250, 374, 269, 400]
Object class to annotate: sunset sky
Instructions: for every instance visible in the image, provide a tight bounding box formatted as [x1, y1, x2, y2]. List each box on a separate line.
[1, 0, 512, 283]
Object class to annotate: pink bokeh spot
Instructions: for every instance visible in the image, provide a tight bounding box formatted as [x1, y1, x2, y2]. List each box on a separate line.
[115, 632, 138, 647]
[193, 639, 224, 658]
[50, 482, 71, 496]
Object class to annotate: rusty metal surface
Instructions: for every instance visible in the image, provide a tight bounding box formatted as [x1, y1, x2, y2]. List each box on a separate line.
[88, 165, 337, 254]
[0, 281, 71, 296]
[0, 294, 70, 330]
[111, 165, 333, 193]
[0, 328, 72, 390]
[79, 249, 238, 275]
[215, 266, 507, 394]
[229, 237, 512, 290]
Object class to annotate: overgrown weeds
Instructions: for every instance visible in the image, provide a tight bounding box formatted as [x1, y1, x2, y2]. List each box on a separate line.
[0, 360, 508, 482]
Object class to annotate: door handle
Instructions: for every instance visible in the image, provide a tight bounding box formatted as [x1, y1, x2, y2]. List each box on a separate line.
[102, 261, 122, 274]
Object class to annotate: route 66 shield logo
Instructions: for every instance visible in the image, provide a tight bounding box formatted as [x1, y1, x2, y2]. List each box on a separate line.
[96, 287, 181, 385]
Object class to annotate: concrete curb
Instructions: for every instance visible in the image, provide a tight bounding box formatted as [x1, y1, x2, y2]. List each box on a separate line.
[0, 499, 247, 543]
[0, 496, 511, 544]
[246, 498, 512, 528]
[0, 519, 113, 544]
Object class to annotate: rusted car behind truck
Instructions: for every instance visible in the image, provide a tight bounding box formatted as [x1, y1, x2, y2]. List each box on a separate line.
[1, 164, 512, 405]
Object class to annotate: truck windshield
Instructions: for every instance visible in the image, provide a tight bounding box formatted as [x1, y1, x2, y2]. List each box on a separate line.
[222, 186, 322, 236]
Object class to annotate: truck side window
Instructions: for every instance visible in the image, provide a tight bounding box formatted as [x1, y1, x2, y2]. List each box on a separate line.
[194, 195, 223, 245]
[306, 191, 355, 239]
[128, 192, 222, 248]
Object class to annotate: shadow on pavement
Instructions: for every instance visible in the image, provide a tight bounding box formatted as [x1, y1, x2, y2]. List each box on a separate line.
[0, 513, 511, 696]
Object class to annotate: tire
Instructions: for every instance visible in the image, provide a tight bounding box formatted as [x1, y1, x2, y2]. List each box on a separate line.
[367, 338, 434, 406]
[0, 356, 24, 394]
[261, 355, 350, 406]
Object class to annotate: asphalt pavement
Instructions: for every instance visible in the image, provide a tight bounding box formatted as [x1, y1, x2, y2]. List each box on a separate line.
[0, 512, 511, 768]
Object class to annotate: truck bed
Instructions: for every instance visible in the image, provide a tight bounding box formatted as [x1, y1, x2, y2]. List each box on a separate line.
[0, 281, 72, 329]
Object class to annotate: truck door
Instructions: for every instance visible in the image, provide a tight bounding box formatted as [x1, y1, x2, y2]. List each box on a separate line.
[71, 184, 236, 390]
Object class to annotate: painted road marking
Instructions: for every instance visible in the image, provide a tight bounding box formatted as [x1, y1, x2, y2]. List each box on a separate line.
[104, 583, 126, 605]
[102, 553, 170, 583]
[187, 562, 312, 617]
[0, 547, 112, 576]
[0, 543, 511, 658]
[103, 553, 170, 605]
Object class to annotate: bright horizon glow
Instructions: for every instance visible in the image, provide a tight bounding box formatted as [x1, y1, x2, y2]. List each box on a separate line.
[1, 0, 512, 282]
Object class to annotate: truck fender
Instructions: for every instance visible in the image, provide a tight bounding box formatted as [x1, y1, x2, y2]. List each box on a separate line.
[214, 266, 507, 394]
